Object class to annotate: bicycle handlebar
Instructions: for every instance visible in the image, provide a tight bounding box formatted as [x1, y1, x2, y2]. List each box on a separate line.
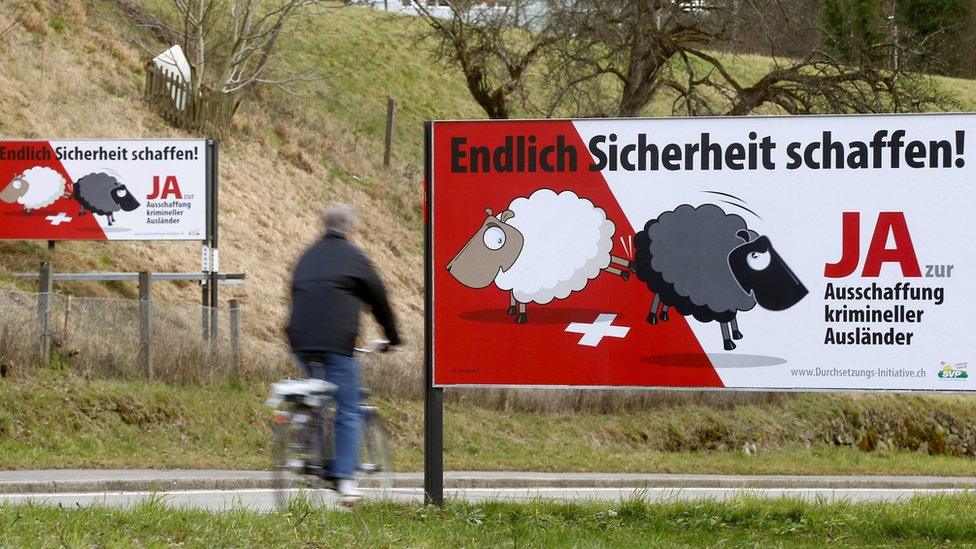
[354, 339, 392, 355]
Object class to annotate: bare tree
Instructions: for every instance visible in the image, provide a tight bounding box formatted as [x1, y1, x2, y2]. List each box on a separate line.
[130, 0, 329, 95]
[413, 0, 553, 119]
[541, 0, 953, 118]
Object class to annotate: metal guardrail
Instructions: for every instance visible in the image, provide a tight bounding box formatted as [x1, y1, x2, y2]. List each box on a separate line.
[12, 272, 246, 285]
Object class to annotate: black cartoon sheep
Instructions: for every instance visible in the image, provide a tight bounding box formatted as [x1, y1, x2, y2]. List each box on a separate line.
[73, 173, 140, 226]
[631, 203, 807, 351]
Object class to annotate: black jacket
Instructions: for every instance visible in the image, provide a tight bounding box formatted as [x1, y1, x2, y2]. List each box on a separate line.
[286, 231, 401, 355]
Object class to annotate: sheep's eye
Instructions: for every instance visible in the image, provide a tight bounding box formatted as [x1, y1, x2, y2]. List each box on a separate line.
[746, 250, 771, 271]
[483, 226, 506, 250]
[115, 189, 127, 197]
[11, 180, 23, 190]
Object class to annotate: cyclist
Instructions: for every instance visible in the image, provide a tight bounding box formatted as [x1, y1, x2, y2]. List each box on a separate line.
[285, 203, 401, 501]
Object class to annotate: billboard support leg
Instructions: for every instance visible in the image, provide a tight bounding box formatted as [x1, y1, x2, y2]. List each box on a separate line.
[422, 120, 443, 506]
[201, 280, 210, 342]
[424, 385, 443, 505]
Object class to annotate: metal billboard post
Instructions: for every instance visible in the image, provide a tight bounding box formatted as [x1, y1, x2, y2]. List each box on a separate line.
[423, 121, 444, 506]
[209, 139, 220, 342]
[202, 139, 219, 342]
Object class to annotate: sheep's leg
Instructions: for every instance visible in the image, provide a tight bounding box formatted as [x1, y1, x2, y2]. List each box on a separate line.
[516, 302, 527, 325]
[610, 256, 630, 267]
[660, 305, 670, 322]
[720, 322, 736, 351]
[730, 316, 743, 340]
[647, 294, 661, 325]
[507, 293, 516, 316]
[604, 266, 630, 281]
[604, 266, 629, 281]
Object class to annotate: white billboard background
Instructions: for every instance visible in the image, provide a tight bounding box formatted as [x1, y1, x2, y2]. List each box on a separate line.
[574, 115, 976, 390]
[51, 139, 208, 240]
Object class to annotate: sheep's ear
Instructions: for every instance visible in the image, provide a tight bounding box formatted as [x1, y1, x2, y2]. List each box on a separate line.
[735, 230, 752, 242]
[485, 208, 494, 217]
[498, 210, 515, 222]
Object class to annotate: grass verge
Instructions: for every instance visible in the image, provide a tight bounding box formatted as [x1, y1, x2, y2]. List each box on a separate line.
[4, 373, 976, 475]
[5, 495, 976, 546]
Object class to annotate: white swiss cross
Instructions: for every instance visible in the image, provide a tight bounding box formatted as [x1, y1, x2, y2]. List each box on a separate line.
[565, 313, 630, 347]
[45, 212, 72, 226]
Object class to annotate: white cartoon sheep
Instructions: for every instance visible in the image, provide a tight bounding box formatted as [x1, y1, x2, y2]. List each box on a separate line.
[0, 167, 71, 214]
[447, 188, 630, 323]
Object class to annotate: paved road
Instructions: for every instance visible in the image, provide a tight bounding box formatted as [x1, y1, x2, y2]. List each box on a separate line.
[1, 486, 971, 512]
[3, 470, 976, 493]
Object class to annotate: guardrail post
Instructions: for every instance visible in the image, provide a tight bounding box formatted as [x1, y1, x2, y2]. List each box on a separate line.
[138, 271, 153, 379]
[229, 299, 241, 378]
[36, 261, 52, 359]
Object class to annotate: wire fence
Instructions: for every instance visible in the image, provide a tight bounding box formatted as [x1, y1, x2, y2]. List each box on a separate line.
[0, 290, 242, 383]
[0, 291, 788, 411]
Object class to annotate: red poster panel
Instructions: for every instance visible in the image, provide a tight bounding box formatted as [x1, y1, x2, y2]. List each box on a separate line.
[429, 120, 721, 388]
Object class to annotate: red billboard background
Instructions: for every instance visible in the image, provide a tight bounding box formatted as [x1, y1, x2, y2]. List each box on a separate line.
[430, 120, 722, 387]
[0, 141, 107, 239]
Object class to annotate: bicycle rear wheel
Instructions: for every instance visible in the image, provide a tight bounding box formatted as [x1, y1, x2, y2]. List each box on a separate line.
[272, 406, 329, 509]
[359, 409, 394, 493]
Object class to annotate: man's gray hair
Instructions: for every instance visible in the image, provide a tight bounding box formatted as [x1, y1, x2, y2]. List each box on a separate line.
[324, 203, 358, 235]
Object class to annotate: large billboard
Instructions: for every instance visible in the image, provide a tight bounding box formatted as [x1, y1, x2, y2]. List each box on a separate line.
[427, 114, 976, 391]
[0, 139, 209, 240]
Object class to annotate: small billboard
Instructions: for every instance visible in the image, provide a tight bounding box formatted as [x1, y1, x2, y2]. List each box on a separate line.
[0, 139, 209, 241]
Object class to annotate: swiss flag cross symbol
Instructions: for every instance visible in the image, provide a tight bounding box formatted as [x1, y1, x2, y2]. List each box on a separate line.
[565, 314, 629, 347]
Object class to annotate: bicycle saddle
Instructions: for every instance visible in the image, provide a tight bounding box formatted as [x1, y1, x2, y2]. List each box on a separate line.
[266, 378, 337, 407]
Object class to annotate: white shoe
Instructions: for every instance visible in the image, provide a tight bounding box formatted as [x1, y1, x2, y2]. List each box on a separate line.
[336, 479, 363, 501]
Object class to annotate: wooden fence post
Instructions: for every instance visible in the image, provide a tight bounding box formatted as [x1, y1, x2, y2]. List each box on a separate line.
[138, 271, 153, 379]
[384, 97, 396, 168]
[229, 299, 241, 378]
[36, 261, 52, 359]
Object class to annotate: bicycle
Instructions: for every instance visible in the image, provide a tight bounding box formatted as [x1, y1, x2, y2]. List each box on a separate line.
[266, 340, 394, 508]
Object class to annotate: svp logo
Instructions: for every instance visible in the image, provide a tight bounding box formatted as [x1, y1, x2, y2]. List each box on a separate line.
[938, 362, 968, 379]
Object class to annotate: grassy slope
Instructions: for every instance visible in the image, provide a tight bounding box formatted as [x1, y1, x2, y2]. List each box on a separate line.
[5, 3, 975, 360]
[5, 373, 976, 475]
[5, 495, 976, 546]
[3, 2, 976, 477]
[0, 2, 485, 371]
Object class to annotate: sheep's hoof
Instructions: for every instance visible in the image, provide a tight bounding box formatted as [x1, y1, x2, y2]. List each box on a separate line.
[660, 311, 669, 321]
[627, 261, 637, 272]
[732, 330, 743, 340]
[507, 306, 516, 315]
[516, 313, 527, 324]
[723, 339, 736, 351]
[647, 313, 658, 325]
[619, 270, 630, 281]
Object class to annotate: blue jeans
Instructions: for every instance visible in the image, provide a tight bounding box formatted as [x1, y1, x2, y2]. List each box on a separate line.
[297, 352, 361, 479]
